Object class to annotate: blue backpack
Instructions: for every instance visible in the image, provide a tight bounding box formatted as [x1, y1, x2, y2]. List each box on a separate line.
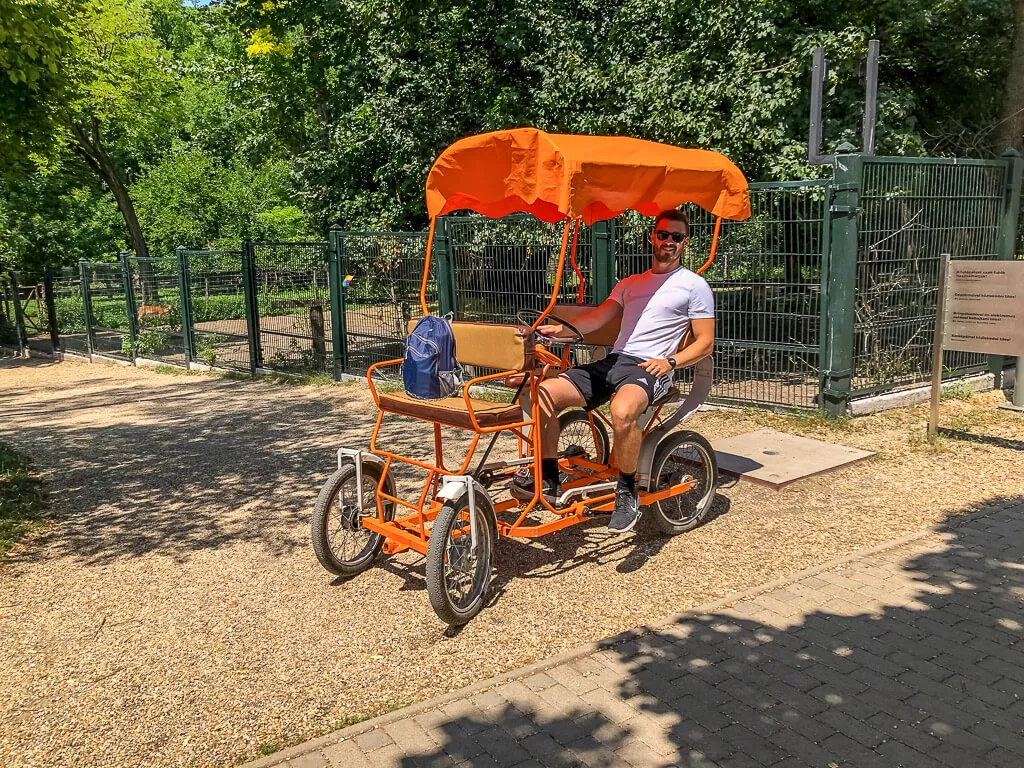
[404, 314, 463, 399]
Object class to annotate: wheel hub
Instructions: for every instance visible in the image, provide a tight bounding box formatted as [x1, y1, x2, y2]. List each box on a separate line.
[339, 504, 363, 531]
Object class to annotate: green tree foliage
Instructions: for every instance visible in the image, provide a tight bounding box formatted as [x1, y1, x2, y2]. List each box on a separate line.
[132, 152, 314, 252]
[232, 0, 1015, 230]
[0, 0, 78, 170]
[1, 0, 1018, 270]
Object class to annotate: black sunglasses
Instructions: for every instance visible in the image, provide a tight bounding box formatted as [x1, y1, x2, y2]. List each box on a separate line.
[654, 229, 687, 243]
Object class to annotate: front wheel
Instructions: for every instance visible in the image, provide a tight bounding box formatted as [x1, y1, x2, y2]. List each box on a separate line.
[647, 430, 718, 535]
[311, 462, 394, 577]
[426, 492, 497, 626]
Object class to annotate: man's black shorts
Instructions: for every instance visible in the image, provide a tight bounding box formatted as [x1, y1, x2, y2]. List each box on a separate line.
[561, 352, 673, 411]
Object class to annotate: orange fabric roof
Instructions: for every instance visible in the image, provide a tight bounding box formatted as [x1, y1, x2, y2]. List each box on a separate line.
[425, 128, 750, 224]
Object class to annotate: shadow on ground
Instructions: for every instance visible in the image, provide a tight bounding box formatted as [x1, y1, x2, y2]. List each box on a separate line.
[396, 498, 1024, 767]
[0, 357, 719, 594]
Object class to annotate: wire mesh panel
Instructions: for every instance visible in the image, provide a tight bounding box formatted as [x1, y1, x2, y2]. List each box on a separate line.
[186, 250, 249, 371]
[128, 256, 185, 365]
[340, 232, 432, 373]
[7, 270, 51, 353]
[50, 267, 89, 354]
[446, 216, 594, 323]
[252, 242, 331, 374]
[0, 273, 21, 347]
[615, 183, 827, 409]
[854, 158, 1005, 394]
[83, 262, 132, 359]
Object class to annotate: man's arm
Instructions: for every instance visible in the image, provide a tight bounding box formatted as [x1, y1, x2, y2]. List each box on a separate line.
[639, 318, 715, 376]
[538, 297, 622, 339]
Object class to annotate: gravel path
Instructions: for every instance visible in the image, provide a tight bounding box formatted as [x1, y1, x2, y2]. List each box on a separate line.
[1, 356, 1022, 767]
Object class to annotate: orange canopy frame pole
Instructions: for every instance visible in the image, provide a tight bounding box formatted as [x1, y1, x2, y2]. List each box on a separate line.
[419, 217, 438, 316]
[695, 215, 723, 276]
[568, 220, 584, 304]
[532, 220, 574, 329]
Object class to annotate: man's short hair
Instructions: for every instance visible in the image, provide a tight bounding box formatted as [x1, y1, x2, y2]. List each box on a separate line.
[654, 209, 690, 235]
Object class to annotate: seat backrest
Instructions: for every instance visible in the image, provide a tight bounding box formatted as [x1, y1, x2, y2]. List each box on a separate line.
[549, 304, 696, 353]
[407, 319, 534, 372]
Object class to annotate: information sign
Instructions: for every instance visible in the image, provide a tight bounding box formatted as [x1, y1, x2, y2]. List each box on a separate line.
[942, 260, 1024, 356]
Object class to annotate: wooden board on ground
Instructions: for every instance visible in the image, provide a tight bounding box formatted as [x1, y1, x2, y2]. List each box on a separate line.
[711, 428, 874, 489]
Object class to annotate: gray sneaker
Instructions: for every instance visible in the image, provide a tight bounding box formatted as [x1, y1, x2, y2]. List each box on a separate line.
[608, 483, 641, 533]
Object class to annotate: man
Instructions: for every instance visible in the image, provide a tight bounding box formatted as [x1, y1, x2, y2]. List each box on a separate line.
[510, 209, 715, 533]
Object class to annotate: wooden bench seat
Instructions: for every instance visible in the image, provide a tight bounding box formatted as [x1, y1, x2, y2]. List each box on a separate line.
[377, 390, 523, 430]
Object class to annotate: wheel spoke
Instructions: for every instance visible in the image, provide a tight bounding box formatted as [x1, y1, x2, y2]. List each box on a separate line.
[443, 513, 484, 608]
[658, 443, 711, 524]
[327, 474, 376, 561]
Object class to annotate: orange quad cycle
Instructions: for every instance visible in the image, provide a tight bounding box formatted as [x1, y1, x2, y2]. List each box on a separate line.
[311, 128, 751, 626]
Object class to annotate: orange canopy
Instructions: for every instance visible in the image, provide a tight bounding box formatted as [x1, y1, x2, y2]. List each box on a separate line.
[425, 128, 750, 224]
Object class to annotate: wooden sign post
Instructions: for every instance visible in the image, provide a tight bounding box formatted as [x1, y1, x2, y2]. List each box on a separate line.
[930, 256, 1024, 437]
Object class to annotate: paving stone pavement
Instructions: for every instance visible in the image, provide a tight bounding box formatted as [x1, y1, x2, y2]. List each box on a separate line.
[245, 500, 1024, 768]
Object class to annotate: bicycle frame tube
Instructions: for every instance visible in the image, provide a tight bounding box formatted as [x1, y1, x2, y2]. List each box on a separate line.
[530, 219, 574, 330]
[419, 217, 437, 316]
[695, 215, 722, 275]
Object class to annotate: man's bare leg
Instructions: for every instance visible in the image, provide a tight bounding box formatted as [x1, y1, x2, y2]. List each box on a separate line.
[607, 384, 651, 532]
[535, 376, 587, 458]
[511, 376, 586, 501]
[608, 384, 650, 473]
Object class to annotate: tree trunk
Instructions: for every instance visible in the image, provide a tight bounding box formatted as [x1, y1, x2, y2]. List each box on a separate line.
[996, 0, 1024, 152]
[71, 119, 158, 302]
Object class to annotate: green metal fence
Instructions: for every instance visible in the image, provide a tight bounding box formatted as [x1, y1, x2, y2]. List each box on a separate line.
[851, 157, 1010, 397]
[80, 261, 133, 360]
[246, 240, 332, 375]
[20, 151, 1023, 414]
[446, 215, 596, 322]
[184, 249, 249, 371]
[46, 266, 88, 355]
[126, 255, 187, 365]
[333, 230, 433, 374]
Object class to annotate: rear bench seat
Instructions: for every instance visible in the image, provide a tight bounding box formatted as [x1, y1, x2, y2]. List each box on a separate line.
[375, 320, 534, 431]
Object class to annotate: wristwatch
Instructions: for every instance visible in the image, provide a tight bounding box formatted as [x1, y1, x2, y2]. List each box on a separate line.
[667, 357, 678, 369]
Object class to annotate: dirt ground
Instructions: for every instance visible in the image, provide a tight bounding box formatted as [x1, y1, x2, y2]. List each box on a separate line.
[1, 355, 1022, 768]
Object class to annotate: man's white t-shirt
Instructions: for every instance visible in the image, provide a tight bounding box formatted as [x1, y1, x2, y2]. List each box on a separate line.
[607, 266, 715, 359]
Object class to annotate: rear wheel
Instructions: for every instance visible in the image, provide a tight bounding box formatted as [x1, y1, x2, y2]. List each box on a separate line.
[558, 410, 610, 465]
[647, 430, 717, 535]
[426, 492, 496, 626]
[311, 462, 394, 577]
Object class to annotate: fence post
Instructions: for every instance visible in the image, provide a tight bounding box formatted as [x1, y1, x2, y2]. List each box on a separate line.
[432, 218, 456, 316]
[120, 251, 139, 361]
[43, 265, 60, 352]
[9, 271, 29, 353]
[327, 226, 348, 378]
[240, 238, 262, 373]
[819, 144, 862, 416]
[592, 219, 616, 303]
[176, 246, 195, 366]
[79, 261, 95, 356]
[990, 149, 1024, 385]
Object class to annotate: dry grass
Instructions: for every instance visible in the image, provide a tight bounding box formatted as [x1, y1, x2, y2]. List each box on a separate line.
[0, 356, 1022, 767]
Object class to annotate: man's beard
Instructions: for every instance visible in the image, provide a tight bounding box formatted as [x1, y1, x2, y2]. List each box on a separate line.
[654, 248, 681, 266]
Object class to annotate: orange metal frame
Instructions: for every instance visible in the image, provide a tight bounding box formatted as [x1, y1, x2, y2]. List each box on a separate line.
[360, 213, 717, 555]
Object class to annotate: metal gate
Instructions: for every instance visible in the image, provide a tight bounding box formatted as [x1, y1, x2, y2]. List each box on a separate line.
[334, 231, 431, 373]
[126, 255, 186, 365]
[852, 157, 1007, 395]
[184, 249, 249, 371]
[81, 261, 132, 360]
[246, 240, 331, 374]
